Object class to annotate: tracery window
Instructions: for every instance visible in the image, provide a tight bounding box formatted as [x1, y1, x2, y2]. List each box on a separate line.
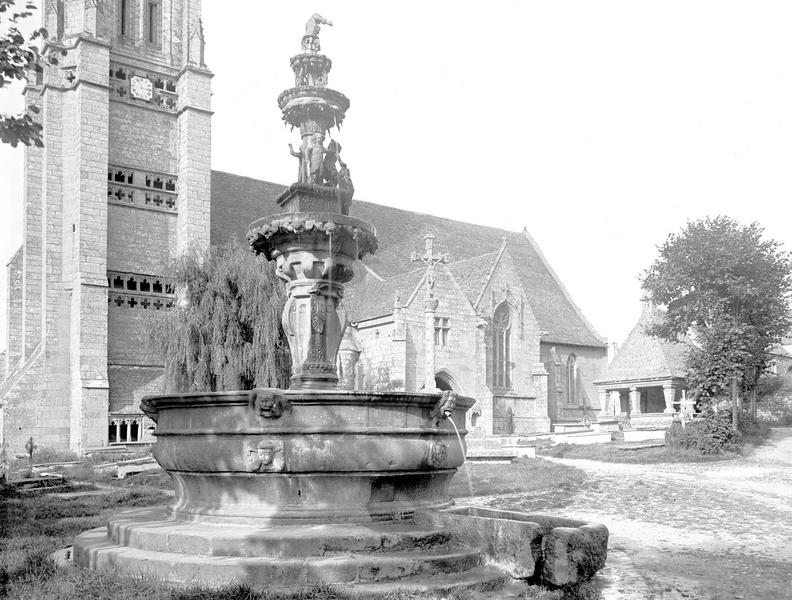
[566, 353, 578, 404]
[493, 303, 511, 389]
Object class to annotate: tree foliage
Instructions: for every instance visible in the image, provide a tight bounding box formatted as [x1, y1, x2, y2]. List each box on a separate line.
[642, 215, 792, 398]
[0, 0, 60, 147]
[149, 241, 291, 392]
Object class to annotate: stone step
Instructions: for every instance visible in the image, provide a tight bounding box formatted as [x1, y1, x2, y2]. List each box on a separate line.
[108, 507, 456, 557]
[75, 527, 483, 586]
[331, 565, 516, 598]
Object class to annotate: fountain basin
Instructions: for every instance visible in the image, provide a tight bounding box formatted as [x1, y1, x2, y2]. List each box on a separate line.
[139, 389, 474, 524]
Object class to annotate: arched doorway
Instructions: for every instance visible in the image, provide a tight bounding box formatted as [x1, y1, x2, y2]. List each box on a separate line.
[434, 370, 459, 392]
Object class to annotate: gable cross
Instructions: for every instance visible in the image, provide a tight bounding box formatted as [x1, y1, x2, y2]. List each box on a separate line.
[410, 233, 449, 391]
[411, 234, 448, 311]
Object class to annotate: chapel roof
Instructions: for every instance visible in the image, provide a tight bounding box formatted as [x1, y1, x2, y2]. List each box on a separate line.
[446, 251, 501, 308]
[210, 170, 606, 348]
[343, 268, 426, 322]
[594, 305, 688, 385]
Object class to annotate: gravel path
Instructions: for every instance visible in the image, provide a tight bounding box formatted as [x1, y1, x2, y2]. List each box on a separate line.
[474, 428, 792, 599]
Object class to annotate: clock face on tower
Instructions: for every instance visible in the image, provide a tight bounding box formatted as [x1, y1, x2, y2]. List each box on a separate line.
[130, 75, 154, 101]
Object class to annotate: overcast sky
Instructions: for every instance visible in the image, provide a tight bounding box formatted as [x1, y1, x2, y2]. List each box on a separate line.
[1, 1, 792, 350]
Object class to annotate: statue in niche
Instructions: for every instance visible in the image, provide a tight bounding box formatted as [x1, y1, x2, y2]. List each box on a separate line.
[245, 439, 285, 472]
[305, 14, 332, 36]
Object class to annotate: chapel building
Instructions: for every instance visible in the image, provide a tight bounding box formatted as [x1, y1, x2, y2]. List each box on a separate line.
[0, 0, 608, 453]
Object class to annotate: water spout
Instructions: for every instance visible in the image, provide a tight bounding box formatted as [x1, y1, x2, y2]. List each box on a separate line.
[447, 415, 474, 499]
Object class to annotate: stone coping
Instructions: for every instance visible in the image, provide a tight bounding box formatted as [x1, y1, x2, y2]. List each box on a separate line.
[142, 389, 477, 411]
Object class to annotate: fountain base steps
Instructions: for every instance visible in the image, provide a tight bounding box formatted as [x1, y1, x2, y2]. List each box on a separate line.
[74, 508, 500, 589]
[73, 506, 609, 592]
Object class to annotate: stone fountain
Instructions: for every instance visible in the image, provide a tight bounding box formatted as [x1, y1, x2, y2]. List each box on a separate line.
[73, 17, 608, 595]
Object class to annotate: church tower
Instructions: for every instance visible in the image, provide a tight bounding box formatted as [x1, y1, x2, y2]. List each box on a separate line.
[0, 0, 212, 453]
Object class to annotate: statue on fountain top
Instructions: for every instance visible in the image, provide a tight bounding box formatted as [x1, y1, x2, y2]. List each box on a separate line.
[303, 14, 332, 52]
[306, 14, 333, 36]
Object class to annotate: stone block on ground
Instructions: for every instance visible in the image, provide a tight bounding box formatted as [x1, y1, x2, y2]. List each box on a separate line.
[541, 523, 609, 587]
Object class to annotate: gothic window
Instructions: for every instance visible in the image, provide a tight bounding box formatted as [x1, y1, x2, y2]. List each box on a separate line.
[146, 0, 162, 48]
[493, 303, 511, 389]
[434, 317, 450, 346]
[566, 354, 578, 404]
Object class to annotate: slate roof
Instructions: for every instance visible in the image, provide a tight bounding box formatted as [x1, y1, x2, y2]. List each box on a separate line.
[446, 251, 500, 308]
[210, 170, 606, 348]
[343, 268, 425, 322]
[595, 305, 688, 385]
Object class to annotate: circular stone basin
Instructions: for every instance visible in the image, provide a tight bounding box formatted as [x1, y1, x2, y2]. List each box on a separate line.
[141, 389, 475, 525]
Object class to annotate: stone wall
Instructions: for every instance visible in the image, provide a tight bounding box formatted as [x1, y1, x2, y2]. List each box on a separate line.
[5, 248, 23, 372]
[542, 342, 608, 420]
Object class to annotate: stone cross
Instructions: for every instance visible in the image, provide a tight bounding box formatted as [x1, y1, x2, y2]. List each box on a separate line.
[411, 234, 448, 391]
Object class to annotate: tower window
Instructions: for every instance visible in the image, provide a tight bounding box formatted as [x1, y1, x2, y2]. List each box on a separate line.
[119, 0, 128, 37]
[147, 1, 161, 48]
[566, 354, 578, 404]
[493, 303, 511, 389]
[434, 317, 449, 346]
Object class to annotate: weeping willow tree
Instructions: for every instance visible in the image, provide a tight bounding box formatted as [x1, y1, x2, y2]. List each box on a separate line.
[149, 241, 291, 392]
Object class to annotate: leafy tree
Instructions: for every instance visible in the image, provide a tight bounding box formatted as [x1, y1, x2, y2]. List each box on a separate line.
[149, 241, 291, 392]
[642, 216, 792, 399]
[0, 0, 60, 147]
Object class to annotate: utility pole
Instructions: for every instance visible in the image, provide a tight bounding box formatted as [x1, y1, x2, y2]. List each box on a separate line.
[411, 234, 448, 391]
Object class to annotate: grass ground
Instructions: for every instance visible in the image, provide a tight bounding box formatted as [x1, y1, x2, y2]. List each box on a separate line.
[0, 458, 588, 600]
[536, 441, 732, 463]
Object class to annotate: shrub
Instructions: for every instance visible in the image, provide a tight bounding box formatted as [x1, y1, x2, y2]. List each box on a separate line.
[666, 409, 739, 455]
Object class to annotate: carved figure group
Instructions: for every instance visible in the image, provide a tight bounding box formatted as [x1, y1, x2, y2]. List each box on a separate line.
[289, 135, 354, 194]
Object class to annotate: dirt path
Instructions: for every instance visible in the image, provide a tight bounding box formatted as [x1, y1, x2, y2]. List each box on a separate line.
[475, 428, 792, 599]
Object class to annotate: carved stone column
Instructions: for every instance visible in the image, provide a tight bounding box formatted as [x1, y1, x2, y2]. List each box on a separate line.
[629, 387, 642, 415]
[662, 385, 677, 414]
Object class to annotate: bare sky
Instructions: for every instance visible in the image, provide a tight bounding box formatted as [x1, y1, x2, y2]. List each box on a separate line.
[1, 1, 791, 350]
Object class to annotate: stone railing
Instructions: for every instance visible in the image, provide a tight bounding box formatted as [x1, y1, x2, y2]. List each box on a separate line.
[107, 271, 175, 311]
[107, 164, 178, 213]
